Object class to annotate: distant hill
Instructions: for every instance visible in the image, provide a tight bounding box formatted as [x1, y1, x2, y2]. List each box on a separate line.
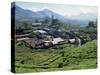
[11, 3, 97, 26]
[11, 3, 36, 22]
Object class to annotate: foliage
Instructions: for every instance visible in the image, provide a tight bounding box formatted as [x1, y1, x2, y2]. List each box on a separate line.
[51, 18, 64, 30]
[87, 21, 95, 28]
[58, 62, 63, 68]
[15, 40, 97, 73]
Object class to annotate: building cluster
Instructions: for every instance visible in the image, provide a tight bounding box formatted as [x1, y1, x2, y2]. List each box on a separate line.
[15, 22, 97, 49]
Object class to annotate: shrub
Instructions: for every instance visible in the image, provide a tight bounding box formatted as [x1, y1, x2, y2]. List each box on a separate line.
[58, 62, 63, 68]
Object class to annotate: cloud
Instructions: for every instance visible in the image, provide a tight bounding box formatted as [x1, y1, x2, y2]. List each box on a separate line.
[51, 6, 98, 17]
[79, 7, 97, 14]
[16, 2, 98, 17]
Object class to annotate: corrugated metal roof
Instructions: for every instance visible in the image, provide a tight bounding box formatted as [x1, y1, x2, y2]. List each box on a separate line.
[52, 37, 64, 44]
[34, 30, 47, 34]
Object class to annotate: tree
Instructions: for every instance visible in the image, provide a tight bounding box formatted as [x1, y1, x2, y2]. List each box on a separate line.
[16, 26, 24, 34]
[86, 21, 97, 32]
[22, 22, 33, 31]
[87, 21, 95, 28]
[21, 60, 25, 64]
[94, 19, 97, 28]
[42, 17, 50, 27]
[29, 31, 36, 38]
[44, 17, 50, 24]
[58, 62, 63, 68]
[51, 19, 66, 30]
[23, 22, 28, 29]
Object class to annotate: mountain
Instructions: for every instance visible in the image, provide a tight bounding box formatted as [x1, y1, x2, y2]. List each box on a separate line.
[11, 4, 68, 22]
[11, 3, 97, 26]
[37, 9, 68, 21]
[11, 3, 37, 22]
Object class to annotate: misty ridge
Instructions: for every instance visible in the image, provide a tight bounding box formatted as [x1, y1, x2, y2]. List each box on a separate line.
[11, 3, 97, 27]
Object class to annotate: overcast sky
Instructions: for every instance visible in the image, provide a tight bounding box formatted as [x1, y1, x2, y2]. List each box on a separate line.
[16, 2, 98, 17]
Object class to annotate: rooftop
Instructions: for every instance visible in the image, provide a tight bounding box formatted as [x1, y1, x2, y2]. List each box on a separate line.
[32, 23, 42, 26]
[52, 37, 64, 44]
[34, 30, 47, 34]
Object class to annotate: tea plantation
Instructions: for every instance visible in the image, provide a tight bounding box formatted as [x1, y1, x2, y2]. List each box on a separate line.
[14, 40, 97, 73]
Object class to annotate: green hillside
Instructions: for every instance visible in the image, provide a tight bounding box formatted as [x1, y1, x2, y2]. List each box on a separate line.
[14, 40, 97, 73]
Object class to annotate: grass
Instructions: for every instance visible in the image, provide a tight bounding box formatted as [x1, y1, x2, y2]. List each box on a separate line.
[14, 40, 97, 73]
[15, 58, 97, 73]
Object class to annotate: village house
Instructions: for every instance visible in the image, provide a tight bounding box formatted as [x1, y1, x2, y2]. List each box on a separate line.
[15, 33, 30, 41]
[34, 30, 47, 34]
[32, 23, 42, 26]
[25, 38, 44, 48]
[16, 27, 83, 48]
[51, 37, 65, 45]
